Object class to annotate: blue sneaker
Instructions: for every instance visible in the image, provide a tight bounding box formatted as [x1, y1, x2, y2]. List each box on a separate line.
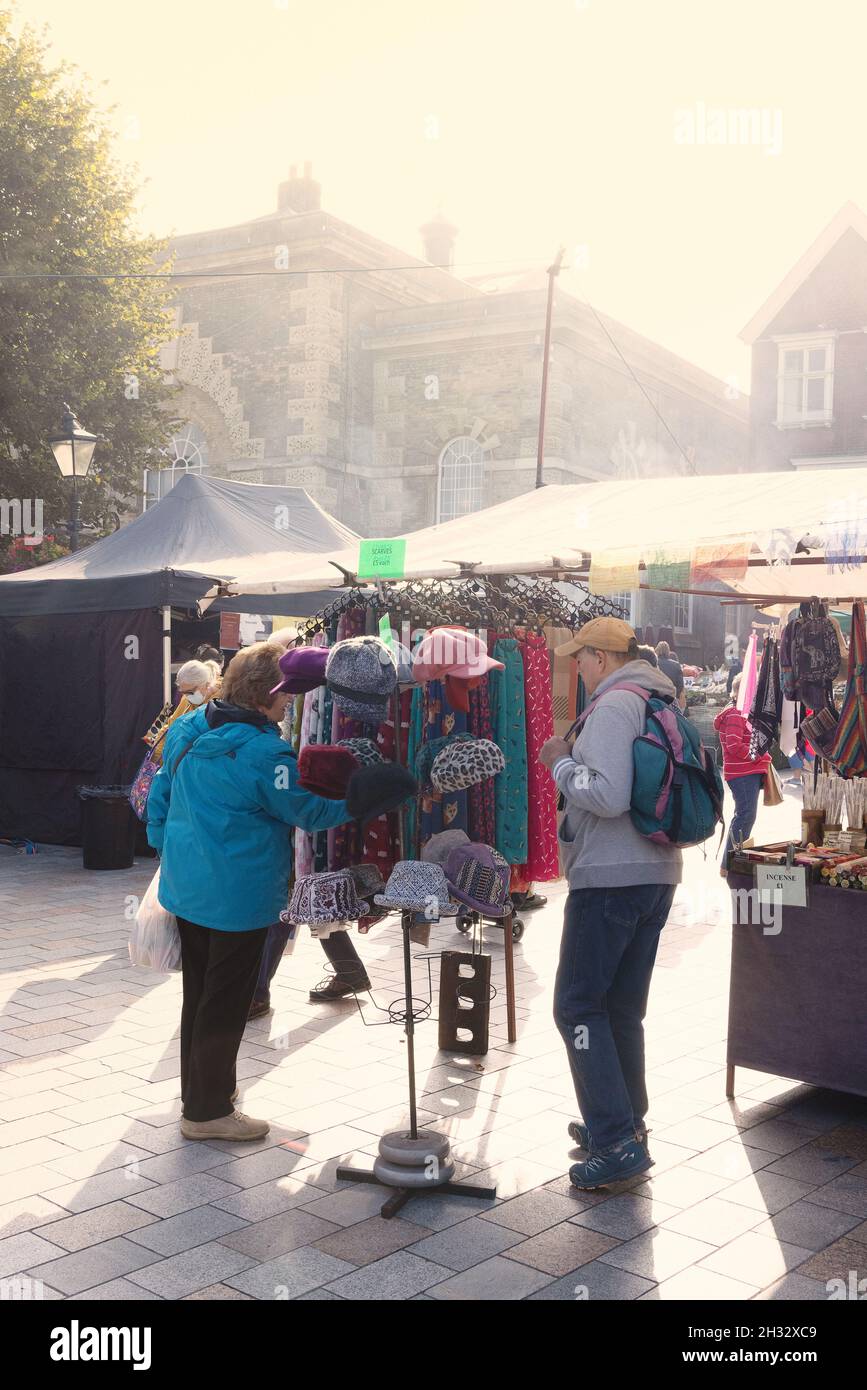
[567, 1120, 592, 1149]
[567, 1121, 648, 1151]
[569, 1138, 653, 1189]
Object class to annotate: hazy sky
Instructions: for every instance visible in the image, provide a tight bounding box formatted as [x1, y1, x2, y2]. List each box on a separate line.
[15, 0, 867, 385]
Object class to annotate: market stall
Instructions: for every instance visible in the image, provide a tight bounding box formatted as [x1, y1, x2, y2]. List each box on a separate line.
[280, 574, 626, 1046]
[724, 598, 867, 1100]
[0, 474, 358, 845]
[238, 468, 867, 1113]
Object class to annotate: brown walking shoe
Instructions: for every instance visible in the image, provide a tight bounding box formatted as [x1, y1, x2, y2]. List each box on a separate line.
[180, 1109, 269, 1142]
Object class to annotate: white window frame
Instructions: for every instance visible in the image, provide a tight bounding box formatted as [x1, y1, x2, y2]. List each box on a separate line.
[673, 592, 692, 633]
[774, 333, 835, 427]
[607, 591, 635, 623]
[436, 437, 486, 524]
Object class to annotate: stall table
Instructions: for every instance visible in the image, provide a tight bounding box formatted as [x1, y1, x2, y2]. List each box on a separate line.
[726, 870, 867, 1100]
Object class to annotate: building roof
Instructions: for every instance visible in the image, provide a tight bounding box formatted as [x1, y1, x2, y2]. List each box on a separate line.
[740, 201, 867, 345]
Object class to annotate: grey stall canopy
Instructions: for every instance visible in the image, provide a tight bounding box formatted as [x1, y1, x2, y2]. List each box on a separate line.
[0, 473, 359, 616]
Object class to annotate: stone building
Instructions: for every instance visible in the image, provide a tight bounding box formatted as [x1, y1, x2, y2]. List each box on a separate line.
[159, 164, 748, 539]
[156, 165, 749, 661]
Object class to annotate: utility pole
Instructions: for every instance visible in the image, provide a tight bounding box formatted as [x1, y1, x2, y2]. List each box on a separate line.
[535, 246, 565, 489]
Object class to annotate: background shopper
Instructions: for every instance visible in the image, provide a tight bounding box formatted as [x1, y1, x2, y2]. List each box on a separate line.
[714, 672, 770, 853]
[655, 640, 685, 710]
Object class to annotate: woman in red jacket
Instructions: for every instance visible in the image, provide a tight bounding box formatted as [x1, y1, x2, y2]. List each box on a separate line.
[713, 674, 770, 852]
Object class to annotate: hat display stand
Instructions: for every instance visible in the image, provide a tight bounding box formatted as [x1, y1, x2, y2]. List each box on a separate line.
[295, 578, 624, 1130]
[336, 906, 498, 1218]
[453, 906, 518, 1044]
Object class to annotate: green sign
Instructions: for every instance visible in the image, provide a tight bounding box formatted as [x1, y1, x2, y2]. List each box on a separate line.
[358, 538, 406, 579]
[378, 614, 395, 653]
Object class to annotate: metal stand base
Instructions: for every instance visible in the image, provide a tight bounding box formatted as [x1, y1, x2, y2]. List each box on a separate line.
[334, 911, 498, 1219]
[335, 1165, 498, 1220]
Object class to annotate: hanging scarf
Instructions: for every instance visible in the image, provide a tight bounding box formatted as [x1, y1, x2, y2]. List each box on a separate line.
[748, 636, 782, 760]
[489, 636, 528, 864]
[518, 632, 560, 883]
[737, 631, 759, 718]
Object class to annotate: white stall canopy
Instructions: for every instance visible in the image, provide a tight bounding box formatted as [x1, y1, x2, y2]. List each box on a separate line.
[231, 467, 867, 603]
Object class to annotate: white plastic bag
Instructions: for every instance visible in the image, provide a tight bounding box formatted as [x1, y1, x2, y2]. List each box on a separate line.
[129, 866, 181, 971]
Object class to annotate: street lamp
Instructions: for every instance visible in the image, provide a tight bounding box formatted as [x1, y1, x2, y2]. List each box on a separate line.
[48, 404, 98, 552]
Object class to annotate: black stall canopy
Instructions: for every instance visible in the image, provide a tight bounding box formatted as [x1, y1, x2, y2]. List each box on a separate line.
[0, 475, 359, 845]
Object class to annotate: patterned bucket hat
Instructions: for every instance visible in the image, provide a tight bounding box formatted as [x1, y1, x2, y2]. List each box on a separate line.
[346, 862, 387, 903]
[373, 861, 460, 917]
[288, 870, 370, 925]
[337, 737, 384, 767]
[326, 636, 397, 725]
[445, 843, 512, 918]
[431, 738, 506, 793]
[421, 828, 471, 865]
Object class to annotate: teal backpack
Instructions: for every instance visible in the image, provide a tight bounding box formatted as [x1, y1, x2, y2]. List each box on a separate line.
[569, 682, 724, 849]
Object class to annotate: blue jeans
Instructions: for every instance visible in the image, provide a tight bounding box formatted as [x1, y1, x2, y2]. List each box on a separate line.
[726, 772, 763, 851]
[553, 883, 676, 1152]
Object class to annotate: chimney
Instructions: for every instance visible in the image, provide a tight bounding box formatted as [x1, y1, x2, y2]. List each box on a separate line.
[419, 210, 458, 269]
[278, 162, 321, 213]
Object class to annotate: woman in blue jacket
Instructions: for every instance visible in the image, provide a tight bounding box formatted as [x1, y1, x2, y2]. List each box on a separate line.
[146, 642, 352, 1143]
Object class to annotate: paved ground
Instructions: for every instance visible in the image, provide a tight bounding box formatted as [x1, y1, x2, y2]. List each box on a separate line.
[1, 785, 866, 1302]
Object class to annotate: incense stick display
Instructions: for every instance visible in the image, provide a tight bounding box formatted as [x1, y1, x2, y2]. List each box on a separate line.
[844, 779, 867, 830]
[804, 771, 845, 825]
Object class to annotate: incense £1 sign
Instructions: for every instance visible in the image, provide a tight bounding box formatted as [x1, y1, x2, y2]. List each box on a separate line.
[358, 539, 406, 579]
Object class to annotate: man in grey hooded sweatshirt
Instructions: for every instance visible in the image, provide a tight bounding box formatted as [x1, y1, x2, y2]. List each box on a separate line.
[539, 617, 682, 1189]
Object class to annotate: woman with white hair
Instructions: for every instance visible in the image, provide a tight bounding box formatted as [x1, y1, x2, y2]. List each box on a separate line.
[176, 658, 221, 707]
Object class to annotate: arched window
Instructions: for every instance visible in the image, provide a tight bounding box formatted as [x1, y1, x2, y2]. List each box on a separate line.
[437, 437, 486, 524]
[145, 424, 209, 508]
[160, 423, 208, 471]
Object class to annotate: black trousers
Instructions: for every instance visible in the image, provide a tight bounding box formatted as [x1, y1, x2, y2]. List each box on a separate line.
[177, 917, 267, 1122]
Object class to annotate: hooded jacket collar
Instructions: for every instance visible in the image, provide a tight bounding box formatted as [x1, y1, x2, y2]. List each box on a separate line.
[205, 699, 273, 731]
[591, 658, 677, 703]
[170, 701, 278, 762]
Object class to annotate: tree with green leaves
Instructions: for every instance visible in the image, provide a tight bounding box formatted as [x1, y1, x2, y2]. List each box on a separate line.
[0, 11, 177, 567]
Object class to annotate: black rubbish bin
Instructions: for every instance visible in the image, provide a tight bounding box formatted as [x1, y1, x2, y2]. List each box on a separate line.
[79, 785, 138, 871]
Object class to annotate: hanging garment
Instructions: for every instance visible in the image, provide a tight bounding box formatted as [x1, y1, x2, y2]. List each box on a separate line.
[360, 687, 413, 889]
[328, 609, 366, 871]
[779, 697, 797, 759]
[467, 680, 497, 847]
[545, 626, 577, 739]
[419, 681, 469, 849]
[405, 683, 424, 856]
[737, 631, 759, 719]
[293, 633, 328, 879]
[816, 598, 867, 777]
[748, 636, 783, 760]
[489, 636, 529, 865]
[517, 632, 560, 882]
[781, 600, 841, 711]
